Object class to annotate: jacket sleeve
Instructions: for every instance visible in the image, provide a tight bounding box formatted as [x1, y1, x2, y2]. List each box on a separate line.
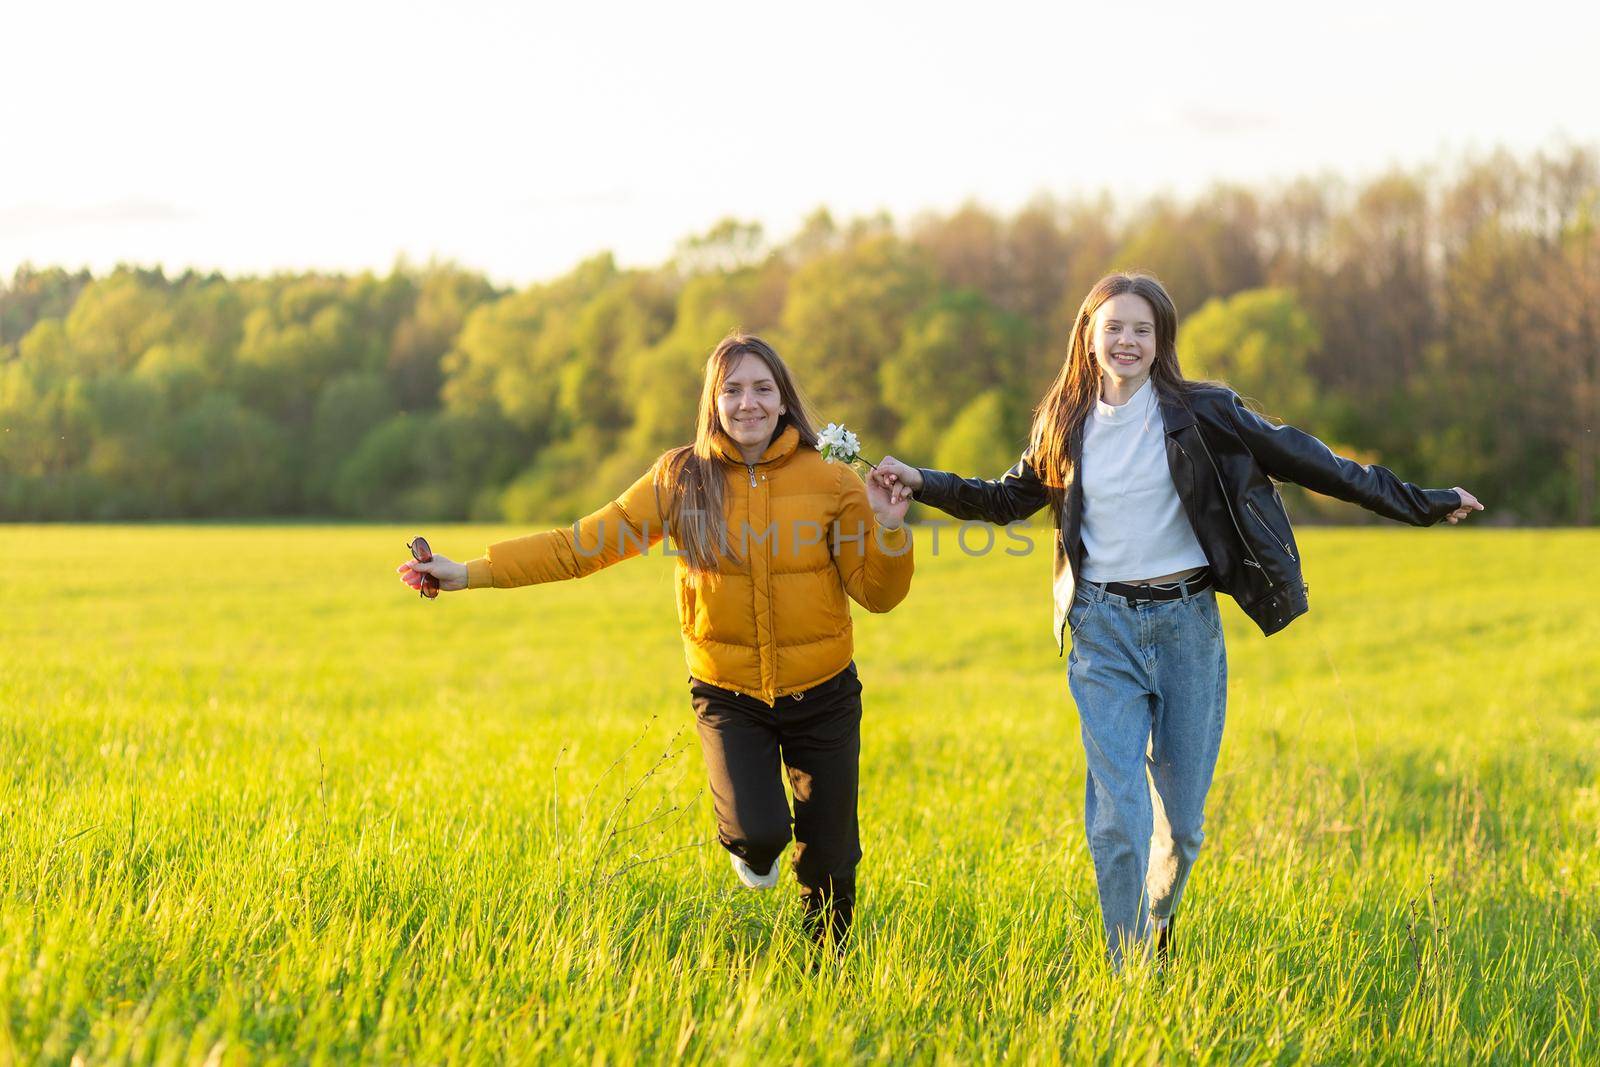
[831, 463, 914, 613]
[912, 451, 1053, 525]
[1223, 393, 1461, 526]
[464, 464, 667, 588]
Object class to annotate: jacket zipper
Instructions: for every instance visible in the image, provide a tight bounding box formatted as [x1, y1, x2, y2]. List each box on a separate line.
[1244, 500, 1296, 562]
[747, 459, 774, 698]
[1183, 431, 1270, 581]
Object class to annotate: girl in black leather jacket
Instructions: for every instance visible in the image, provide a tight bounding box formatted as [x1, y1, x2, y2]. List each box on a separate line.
[872, 272, 1481, 968]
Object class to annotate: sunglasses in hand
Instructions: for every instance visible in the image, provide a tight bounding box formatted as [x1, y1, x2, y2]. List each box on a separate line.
[407, 536, 441, 599]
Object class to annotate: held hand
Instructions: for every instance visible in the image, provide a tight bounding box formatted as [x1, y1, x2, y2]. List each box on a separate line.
[871, 455, 923, 505]
[396, 555, 470, 593]
[866, 468, 912, 530]
[1445, 487, 1484, 525]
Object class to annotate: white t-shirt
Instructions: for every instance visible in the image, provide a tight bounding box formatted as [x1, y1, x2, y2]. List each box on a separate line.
[1078, 379, 1209, 583]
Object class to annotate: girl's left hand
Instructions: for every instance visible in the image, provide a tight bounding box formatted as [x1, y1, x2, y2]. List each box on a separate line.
[1446, 487, 1484, 524]
[867, 469, 911, 530]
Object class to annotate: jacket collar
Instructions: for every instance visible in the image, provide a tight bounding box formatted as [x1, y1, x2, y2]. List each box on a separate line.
[710, 424, 802, 466]
[1157, 388, 1196, 434]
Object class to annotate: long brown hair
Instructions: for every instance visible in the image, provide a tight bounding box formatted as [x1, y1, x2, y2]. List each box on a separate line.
[1028, 272, 1200, 503]
[656, 333, 819, 574]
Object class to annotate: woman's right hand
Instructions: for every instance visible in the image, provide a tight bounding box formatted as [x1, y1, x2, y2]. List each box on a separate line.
[872, 455, 923, 504]
[397, 554, 470, 593]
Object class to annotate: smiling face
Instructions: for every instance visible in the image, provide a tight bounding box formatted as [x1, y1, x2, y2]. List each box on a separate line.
[716, 353, 786, 460]
[1089, 292, 1158, 395]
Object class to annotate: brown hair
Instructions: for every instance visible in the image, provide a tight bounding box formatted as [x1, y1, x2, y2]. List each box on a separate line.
[655, 333, 819, 574]
[1028, 272, 1203, 504]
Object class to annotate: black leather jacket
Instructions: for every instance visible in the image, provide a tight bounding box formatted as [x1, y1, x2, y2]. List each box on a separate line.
[914, 385, 1462, 647]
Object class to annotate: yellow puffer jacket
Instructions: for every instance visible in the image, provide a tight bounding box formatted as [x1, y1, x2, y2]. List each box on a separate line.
[463, 425, 913, 704]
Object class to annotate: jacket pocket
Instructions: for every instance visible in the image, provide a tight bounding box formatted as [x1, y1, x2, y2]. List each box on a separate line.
[1243, 497, 1296, 563]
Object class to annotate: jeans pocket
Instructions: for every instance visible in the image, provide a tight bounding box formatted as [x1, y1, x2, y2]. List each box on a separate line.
[1068, 592, 1098, 633]
[1189, 591, 1223, 640]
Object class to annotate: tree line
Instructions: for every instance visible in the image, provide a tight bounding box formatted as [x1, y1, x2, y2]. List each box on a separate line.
[3, 145, 1596, 524]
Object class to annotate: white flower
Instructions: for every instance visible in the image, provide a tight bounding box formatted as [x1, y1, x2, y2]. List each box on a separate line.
[817, 422, 865, 466]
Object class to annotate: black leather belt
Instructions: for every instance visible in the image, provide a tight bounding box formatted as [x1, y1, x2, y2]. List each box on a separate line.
[1095, 569, 1212, 606]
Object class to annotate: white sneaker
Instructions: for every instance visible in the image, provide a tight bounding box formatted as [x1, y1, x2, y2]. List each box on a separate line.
[730, 852, 779, 889]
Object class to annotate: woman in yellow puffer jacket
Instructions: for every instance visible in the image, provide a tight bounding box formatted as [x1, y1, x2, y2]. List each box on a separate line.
[397, 333, 913, 944]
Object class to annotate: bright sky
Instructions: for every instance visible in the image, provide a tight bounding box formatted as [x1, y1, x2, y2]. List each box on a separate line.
[3, 0, 1596, 287]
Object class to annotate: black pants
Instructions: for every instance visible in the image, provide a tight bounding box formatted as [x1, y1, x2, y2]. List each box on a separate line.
[690, 662, 863, 942]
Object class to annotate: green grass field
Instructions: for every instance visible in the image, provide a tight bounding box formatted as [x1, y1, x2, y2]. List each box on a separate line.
[4, 524, 1597, 1064]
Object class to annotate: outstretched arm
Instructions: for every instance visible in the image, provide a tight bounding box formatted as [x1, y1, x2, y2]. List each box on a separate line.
[873, 452, 1052, 525]
[1224, 395, 1483, 526]
[397, 465, 668, 594]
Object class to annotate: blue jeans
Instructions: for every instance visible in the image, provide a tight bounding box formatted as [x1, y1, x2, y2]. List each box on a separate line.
[1066, 581, 1228, 966]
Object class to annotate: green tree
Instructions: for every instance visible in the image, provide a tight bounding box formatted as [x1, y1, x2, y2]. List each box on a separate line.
[558, 272, 675, 435]
[674, 219, 767, 276]
[880, 289, 1030, 460]
[777, 235, 934, 443]
[166, 276, 245, 386]
[909, 203, 1006, 305]
[306, 373, 399, 510]
[330, 413, 422, 517]
[1178, 288, 1321, 427]
[164, 394, 296, 515]
[442, 254, 624, 439]
[387, 264, 497, 410]
[933, 390, 1026, 476]
[1, 265, 93, 348]
[60, 271, 174, 378]
[0, 358, 58, 480]
[81, 374, 171, 513]
[334, 410, 524, 520]
[1521, 209, 1600, 522]
[1309, 172, 1436, 464]
[236, 297, 378, 426]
